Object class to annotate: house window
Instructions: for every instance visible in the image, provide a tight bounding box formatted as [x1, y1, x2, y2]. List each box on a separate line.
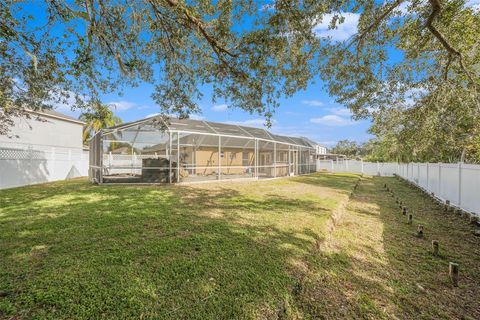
[229, 152, 236, 160]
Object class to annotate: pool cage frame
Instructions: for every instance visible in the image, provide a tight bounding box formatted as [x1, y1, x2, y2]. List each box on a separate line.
[89, 116, 317, 184]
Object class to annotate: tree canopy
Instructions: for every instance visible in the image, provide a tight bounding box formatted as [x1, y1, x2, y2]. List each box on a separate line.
[319, 0, 480, 162]
[330, 139, 365, 158]
[0, 0, 321, 134]
[1, 0, 479, 161]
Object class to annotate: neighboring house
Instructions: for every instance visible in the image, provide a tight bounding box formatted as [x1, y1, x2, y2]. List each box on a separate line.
[0, 109, 88, 189]
[300, 137, 327, 158]
[315, 145, 327, 156]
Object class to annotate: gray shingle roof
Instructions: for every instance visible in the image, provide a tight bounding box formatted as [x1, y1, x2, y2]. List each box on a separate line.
[105, 115, 317, 148]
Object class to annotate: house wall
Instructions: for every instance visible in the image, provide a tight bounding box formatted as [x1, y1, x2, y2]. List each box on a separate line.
[179, 147, 255, 176]
[0, 113, 88, 189]
[184, 147, 291, 178]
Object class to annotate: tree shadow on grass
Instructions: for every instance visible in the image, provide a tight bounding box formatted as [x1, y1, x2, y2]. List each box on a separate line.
[0, 177, 349, 319]
[290, 172, 360, 194]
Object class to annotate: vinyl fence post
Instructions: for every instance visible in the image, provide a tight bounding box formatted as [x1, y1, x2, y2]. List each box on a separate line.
[169, 132, 172, 183]
[51, 147, 55, 179]
[331, 160, 334, 173]
[361, 159, 364, 174]
[273, 142, 277, 178]
[177, 136, 180, 183]
[438, 163, 442, 197]
[426, 162, 429, 191]
[377, 161, 380, 176]
[417, 163, 420, 185]
[218, 136, 221, 181]
[458, 162, 462, 207]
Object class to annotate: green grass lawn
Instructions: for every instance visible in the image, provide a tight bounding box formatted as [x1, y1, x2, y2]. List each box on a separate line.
[0, 173, 479, 319]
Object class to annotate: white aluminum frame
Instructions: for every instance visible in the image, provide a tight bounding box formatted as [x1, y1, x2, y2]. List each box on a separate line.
[91, 118, 317, 184]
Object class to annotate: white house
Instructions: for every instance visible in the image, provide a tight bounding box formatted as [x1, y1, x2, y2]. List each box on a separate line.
[315, 144, 327, 156]
[0, 109, 88, 189]
[299, 137, 327, 158]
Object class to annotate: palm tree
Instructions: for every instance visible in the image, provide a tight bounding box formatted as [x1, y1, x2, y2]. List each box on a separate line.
[80, 103, 122, 144]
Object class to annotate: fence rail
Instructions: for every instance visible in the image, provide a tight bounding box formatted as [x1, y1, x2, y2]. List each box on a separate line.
[317, 160, 480, 215]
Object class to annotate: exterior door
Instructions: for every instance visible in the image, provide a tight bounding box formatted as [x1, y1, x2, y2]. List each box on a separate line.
[289, 150, 297, 176]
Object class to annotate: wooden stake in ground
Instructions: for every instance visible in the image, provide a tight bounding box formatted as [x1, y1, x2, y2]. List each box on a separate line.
[402, 207, 408, 215]
[449, 262, 459, 286]
[408, 213, 413, 224]
[432, 240, 439, 256]
[444, 200, 450, 212]
[417, 225, 424, 237]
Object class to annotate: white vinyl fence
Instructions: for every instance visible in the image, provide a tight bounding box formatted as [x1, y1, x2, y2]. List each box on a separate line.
[317, 160, 480, 215]
[0, 141, 88, 190]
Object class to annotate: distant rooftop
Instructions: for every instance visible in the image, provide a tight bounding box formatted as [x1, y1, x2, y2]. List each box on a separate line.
[29, 108, 84, 125]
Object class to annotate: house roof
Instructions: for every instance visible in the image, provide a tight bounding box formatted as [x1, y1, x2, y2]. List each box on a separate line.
[104, 115, 317, 148]
[29, 109, 84, 125]
[300, 136, 324, 148]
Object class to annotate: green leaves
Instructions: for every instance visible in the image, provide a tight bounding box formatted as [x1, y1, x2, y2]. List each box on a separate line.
[318, 0, 480, 163]
[2, 0, 479, 161]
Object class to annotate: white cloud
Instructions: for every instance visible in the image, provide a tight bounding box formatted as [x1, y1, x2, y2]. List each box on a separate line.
[46, 90, 88, 117]
[328, 107, 351, 116]
[260, 3, 275, 11]
[189, 114, 205, 120]
[107, 100, 143, 111]
[403, 87, 427, 107]
[211, 104, 228, 112]
[310, 115, 354, 126]
[283, 111, 304, 116]
[313, 12, 360, 42]
[466, 0, 480, 10]
[301, 99, 324, 107]
[395, 1, 411, 15]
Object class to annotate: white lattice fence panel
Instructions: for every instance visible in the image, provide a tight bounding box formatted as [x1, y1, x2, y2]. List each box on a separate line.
[0, 142, 88, 189]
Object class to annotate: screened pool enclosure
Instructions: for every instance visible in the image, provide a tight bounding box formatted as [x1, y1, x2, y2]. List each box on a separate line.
[89, 116, 317, 184]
